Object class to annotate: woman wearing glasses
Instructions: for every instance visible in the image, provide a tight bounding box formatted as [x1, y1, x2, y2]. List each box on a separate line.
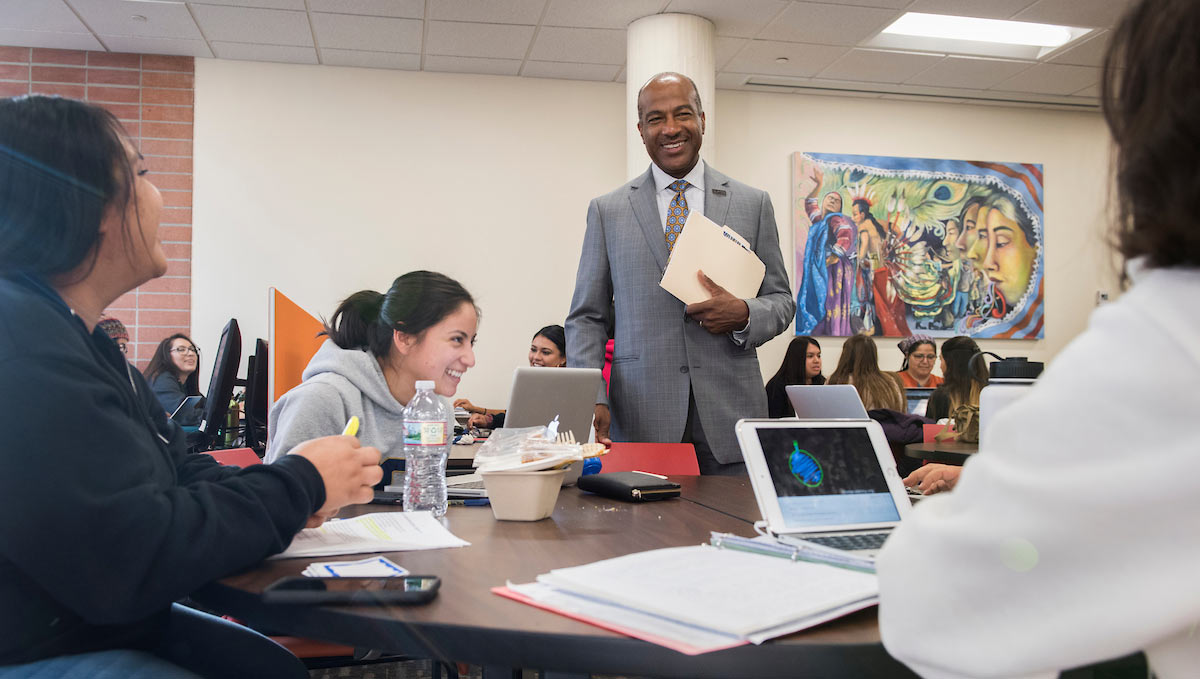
[895, 334, 942, 388]
[144, 333, 204, 425]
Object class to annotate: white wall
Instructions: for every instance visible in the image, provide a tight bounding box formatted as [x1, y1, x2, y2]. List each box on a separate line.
[193, 59, 1117, 408]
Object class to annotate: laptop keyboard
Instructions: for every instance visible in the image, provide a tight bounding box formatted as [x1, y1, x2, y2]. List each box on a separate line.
[803, 533, 890, 551]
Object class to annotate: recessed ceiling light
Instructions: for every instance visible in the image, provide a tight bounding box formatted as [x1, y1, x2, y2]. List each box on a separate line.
[883, 12, 1073, 48]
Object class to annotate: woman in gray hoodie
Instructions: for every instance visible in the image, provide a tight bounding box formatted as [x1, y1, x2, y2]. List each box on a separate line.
[266, 271, 476, 473]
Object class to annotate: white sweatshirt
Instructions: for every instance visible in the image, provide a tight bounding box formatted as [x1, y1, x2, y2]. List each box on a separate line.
[877, 263, 1200, 679]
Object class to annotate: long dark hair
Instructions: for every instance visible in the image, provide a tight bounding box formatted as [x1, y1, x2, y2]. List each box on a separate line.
[143, 333, 202, 395]
[533, 324, 566, 355]
[323, 271, 476, 358]
[0, 96, 139, 280]
[1102, 0, 1200, 271]
[939, 336, 988, 412]
[770, 335, 825, 387]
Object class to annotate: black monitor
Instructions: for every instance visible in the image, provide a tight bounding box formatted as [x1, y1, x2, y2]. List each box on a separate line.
[243, 338, 269, 455]
[197, 318, 241, 450]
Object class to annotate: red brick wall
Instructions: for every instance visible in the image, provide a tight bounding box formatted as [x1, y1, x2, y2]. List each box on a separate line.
[0, 46, 194, 368]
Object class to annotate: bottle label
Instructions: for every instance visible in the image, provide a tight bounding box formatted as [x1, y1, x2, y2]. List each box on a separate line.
[403, 421, 446, 446]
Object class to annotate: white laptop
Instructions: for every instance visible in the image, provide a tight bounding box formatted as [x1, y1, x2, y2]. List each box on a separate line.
[785, 384, 869, 420]
[503, 367, 602, 443]
[735, 419, 911, 556]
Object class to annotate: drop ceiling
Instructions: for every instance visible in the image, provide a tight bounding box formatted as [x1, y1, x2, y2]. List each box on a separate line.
[0, 0, 1133, 110]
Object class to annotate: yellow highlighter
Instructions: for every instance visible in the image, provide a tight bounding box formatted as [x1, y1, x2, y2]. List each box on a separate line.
[342, 416, 360, 437]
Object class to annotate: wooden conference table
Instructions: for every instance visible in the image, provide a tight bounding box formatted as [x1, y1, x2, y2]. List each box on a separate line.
[194, 477, 915, 678]
[903, 440, 979, 466]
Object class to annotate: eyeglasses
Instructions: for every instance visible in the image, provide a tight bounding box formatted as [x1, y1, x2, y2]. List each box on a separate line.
[171, 346, 198, 355]
[117, 343, 128, 354]
[911, 353, 937, 361]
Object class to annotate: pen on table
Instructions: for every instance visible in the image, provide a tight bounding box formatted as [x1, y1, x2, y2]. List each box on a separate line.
[342, 416, 360, 437]
[632, 470, 668, 479]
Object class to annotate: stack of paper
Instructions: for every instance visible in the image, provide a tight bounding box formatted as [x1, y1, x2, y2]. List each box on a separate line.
[494, 545, 878, 655]
[302, 556, 408, 577]
[274, 511, 469, 559]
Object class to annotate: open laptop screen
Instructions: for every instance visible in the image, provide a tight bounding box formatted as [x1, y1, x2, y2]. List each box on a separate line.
[905, 387, 934, 415]
[755, 426, 900, 528]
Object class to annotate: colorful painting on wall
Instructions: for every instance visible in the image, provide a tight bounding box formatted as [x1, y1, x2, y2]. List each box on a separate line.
[793, 152, 1044, 339]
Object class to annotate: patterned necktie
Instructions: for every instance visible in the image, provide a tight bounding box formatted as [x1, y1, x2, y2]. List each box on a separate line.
[664, 179, 691, 255]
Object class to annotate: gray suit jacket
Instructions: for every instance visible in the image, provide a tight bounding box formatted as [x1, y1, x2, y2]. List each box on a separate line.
[566, 164, 794, 462]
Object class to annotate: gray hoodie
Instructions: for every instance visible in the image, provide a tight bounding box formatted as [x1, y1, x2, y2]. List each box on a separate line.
[265, 339, 454, 463]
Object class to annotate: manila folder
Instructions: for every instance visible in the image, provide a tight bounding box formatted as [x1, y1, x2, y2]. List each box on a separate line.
[660, 213, 766, 305]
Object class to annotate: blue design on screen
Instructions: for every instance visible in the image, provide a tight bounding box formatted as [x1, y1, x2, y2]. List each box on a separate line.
[789, 441, 823, 488]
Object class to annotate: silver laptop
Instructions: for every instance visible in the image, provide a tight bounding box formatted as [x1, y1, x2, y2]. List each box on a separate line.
[785, 384, 869, 420]
[905, 387, 935, 416]
[503, 367, 602, 443]
[735, 419, 911, 556]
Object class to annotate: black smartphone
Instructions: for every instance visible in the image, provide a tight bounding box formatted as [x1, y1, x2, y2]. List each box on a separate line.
[261, 576, 440, 605]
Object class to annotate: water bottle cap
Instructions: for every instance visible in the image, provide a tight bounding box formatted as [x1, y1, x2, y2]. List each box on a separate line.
[415, 380, 435, 390]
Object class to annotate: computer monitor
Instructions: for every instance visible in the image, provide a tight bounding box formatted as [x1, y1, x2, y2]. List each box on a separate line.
[196, 318, 241, 450]
[243, 338, 269, 454]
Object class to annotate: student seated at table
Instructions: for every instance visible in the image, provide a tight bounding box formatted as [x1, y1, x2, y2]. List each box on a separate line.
[0, 94, 381, 679]
[878, 2, 1200, 675]
[895, 334, 943, 388]
[827, 334, 904, 411]
[265, 271, 477, 463]
[764, 335, 824, 417]
[923, 335, 987, 421]
[455, 324, 566, 429]
[143, 333, 205, 426]
[97, 315, 129, 354]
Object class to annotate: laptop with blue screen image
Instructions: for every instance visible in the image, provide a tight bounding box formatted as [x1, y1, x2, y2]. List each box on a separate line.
[734, 419, 911, 557]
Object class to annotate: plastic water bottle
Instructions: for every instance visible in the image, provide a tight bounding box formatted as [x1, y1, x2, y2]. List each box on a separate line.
[978, 356, 1043, 447]
[402, 380, 450, 517]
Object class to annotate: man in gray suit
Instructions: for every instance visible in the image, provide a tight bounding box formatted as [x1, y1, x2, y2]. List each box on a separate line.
[566, 72, 794, 474]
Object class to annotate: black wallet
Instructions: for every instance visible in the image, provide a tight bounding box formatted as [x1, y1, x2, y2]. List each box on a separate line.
[577, 471, 681, 502]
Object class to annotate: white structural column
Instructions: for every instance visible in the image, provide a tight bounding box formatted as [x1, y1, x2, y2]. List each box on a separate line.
[626, 13, 716, 180]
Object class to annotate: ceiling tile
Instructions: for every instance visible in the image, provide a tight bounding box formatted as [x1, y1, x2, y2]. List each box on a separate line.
[991, 62, 1099, 95]
[321, 48, 420, 70]
[190, 0, 306, 9]
[70, 0, 202, 39]
[905, 0, 1035, 20]
[100, 35, 214, 58]
[425, 21, 535, 59]
[615, 64, 626, 82]
[522, 60, 620, 81]
[210, 41, 318, 63]
[528, 27, 625, 65]
[714, 71, 750, 88]
[543, 0, 665, 29]
[312, 12, 422, 51]
[424, 54, 523, 75]
[307, 0, 424, 17]
[715, 36, 747, 69]
[0, 1, 90, 32]
[1072, 82, 1099, 98]
[427, 0, 545, 24]
[811, 0, 910, 8]
[758, 2, 902, 46]
[725, 40, 848, 78]
[0, 30, 103, 51]
[1047, 30, 1109, 67]
[191, 5, 312, 46]
[818, 48, 944, 83]
[1013, 0, 1137, 29]
[662, 0, 788, 38]
[906, 55, 1032, 89]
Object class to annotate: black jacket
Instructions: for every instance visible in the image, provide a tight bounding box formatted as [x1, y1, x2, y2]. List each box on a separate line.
[0, 274, 325, 665]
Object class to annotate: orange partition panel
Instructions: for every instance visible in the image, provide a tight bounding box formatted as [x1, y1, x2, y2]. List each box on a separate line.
[268, 288, 326, 404]
[602, 443, 700, 476]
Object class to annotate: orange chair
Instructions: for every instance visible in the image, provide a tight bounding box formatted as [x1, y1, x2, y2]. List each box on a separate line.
[601, 442, 700, 475]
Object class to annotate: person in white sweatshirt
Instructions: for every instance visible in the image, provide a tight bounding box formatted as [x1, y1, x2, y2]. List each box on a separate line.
[266, 271, 476, 466]
[876, 0, 1200, 677]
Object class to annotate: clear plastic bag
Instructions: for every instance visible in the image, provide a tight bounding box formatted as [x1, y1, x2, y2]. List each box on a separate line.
[473, 425, 583, 473]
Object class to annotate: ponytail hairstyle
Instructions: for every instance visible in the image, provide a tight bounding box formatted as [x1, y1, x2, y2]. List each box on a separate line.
[323, 271, 476, 359]
[939, 335, 989, 412]
[533, 324, 566, 355]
